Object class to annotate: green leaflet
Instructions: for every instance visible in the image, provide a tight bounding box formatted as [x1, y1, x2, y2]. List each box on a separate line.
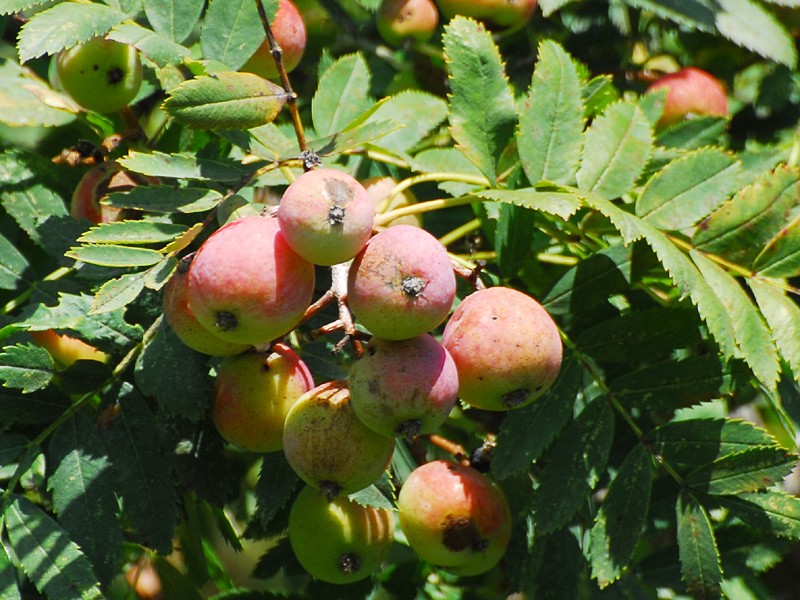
[89, 271, 148, 315]
[531, 399, 614, 534]
[590, 444, 654, 588]
[518, 40, 584, 186]
[0, 234, 29, 291]
[104, 185, 224, 213]
[48, 414, 124, 586]
[67, 244, 164, 268]
[715, 0, 797, 68]
[749, 278, 800, 382]
[0, 344, 54, 393]
[141, 0, 205, 43]
[717, 490, 800, 540]
[0, 532, 21, 600]
[255, 452, 299, 532]
[78, 221, 187, 245]
[684, 446, 796, 495]
[199, 0, 274, 70]
[5, 495, 103, 600]
[576, 100, 653, 200]
[0, 62, 75, 128]
[108, 23, 190, 68]
[119, 151, 248, 182]
[311, 53, 373, 138]
[676, 492, 722, 599]
[475, 188, 582, 221]
[363, 90, 448, 155]
[442, 17, 517, 185]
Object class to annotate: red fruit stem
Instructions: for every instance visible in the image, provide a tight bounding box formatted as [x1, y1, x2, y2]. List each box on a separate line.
[426, 433, 470, 466]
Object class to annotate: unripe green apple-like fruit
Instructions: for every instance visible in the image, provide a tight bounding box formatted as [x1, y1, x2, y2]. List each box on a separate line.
[282, 381, 395, 499]
[434, 0, 537, 28]
[442, 286, 562, 411]
[71, 162, 157, 224]
[213, 344, 314, 452]
[377, 0, 439, 47]
[162, 256, 250, 357]
[397, 460, 511, 575]
[186, 215, 315, 346]
[646, 67, 728, 127]
[277, 168, 375, 266]
[348, 225, 456, 340]
[55, 38, 142, 114]
[289, 485, 395, 584]
[348, 334, 458, 439]
[241, 0, 306, 80]
[361, 176, 422, 227]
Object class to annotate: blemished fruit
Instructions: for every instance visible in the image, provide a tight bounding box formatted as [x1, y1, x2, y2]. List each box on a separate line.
[213, 344, 314, 452]
[29, 329, 109, 368]
[646, 67, 728, 127]
[442, 286, 562, 411]
[397, 460, 511, 575]
[277, 168, 375, 266]
[162, 256, 250, 356]
[185, 215, 315, 346]
[289, 485, 395, 584]
[55, 37, 142, 114]
[361, 176, 422, 227]
[348, 334, 458, 440]
[71, 162, 157, 224]
[282, 381, 395, 499]
[434, 0, 537, 28]
[348, 225, 456, 340]
[377, 0, 439, 47]
[241, 0, 306, 80]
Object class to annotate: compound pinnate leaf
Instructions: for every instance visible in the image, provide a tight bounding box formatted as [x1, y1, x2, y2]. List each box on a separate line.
[442, 17, 517, 185]
[622, 0, 716, 31]
[685, 446, 796, 495]
[519, 40, 584, 186]
[255, 453, 299, 532]
[531, 398, 614, 534]
[48, 413, 123, 586]
[676, 492, 722, 600]
[0, 344, 54, 393]
[590, 444, 654, 588]
[749, 278, 800, 383]
[164, 73, 288, 130]
[5, 495, 103, 600]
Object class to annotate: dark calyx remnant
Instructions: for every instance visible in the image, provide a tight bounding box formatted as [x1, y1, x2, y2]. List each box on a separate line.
[107, 66, 124, 85]
[442, 514, 487, 552]
[401, 275, 426, 298]
[319, 480, 342, 502]
[339, 552, 361, 575]
[215, 311, 238, 332]
[328, 204, 347, 225]
[501, 388, 530, 408]
[395, 419, 422, 441]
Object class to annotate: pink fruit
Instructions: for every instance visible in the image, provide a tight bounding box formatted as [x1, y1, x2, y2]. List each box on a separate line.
[185, 215, 314, 346]
[434, 0, 537, 28]
[277, 168, 375, 266]
[241, 0, 306, 79]
[348, 225, 456, 340]
[71, 162, 156, 224]
[377, 0, 439, 47]
[442, 286, 562, 411]
[213, 344, 314, 452]
[397, 460, 511, 575]
[361, 176, 422, 227]
[646, 67, 728, 127]
[348, 334, 458, 439]
[282, 381, 395, 499]
[162, 255, 250, 356]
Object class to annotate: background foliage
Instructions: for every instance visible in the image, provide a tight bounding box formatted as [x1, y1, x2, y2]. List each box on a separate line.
[1, 0, 800, 598]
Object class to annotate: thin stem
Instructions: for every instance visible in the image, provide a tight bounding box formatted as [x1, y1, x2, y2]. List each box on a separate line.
[379, 172, 490, 216]
[375, 194, 480, 227]
[438, 218, 482, 247]
[2, 267, 74, 316]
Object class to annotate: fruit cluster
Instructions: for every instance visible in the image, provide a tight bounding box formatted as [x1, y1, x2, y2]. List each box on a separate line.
[155, 166, 563, 583]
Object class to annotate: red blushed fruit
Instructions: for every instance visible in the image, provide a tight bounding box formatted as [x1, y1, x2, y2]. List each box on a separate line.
[213, 344, 314, 452]
[29, 329, 109, 368]
[348, 225, 456, 340]
[277, 168, 374, 266]
[377, 0, 439, 47]
[348, 334, 459, 440]
[241, 0, 306, 80]
[442, 286, 562, 411]
[162, 256, 250, 356]
[434, 0, 537, 28]
[646, 67, 728, 127]
[71, 162, 157, 224]
[185, 215, 315, 346]
[397, 460, 511, 575]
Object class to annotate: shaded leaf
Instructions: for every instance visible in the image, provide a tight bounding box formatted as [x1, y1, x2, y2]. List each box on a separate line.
[348, 483, 394, 511]
[442, 17, 517, 184]
[718, 490, 800, 540]
[715, 0, 797, 67]
[0, 344, 54, 393]
[311, 53, 372, 138]
[0, 234, 29, 291]
[623, 0, 716, 31]
[685, 446, 796, 495]
[255, 453, 299, 531]
[5, 495, 103, 599]
[0, 538, 21, 600]
[590, 444, 654, 588]
[164, 73, 288, 130]
[751, 213, 800, 278]
[0, 389, 69, 424]
[676, 492, 722, 600]
[531, 399, 614, 534]
[519, 40, 584, 185]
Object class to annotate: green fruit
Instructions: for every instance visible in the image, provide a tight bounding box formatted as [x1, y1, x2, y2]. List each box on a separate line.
[289, 485, 394, 584]
[55, 38, 142, 114]
[434, 0, 537, 27]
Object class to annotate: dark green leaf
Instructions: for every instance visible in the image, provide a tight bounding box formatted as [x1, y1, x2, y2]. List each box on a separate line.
[442, 17, 517, 184]
[0, 344, 54, 393]
[685, 446, 796, 495]
[751, 212, 800, 278]
[590, 444, 654, 588]
[101, 386, 179, 554]
[519, 40, 584, 186]
[255, 453, 299, 532]
[0, 234, 29, 291]
[48, 413, 124, 585]
[0, 537, 21, 600]
[119, 151, 247, 182]
[104, 185, 224, 213]
[311, 53, 373, 137]
[0, 389, 69, 424]
[67, 244, 164, 268]
[142, 0, 205, 43]
[532, 399, 614, 534]
[5, 495, 103, 599]
[676, 492, 722, 600]
[528, 528, 583, 599]
[492, 356, 581, 479]
[717, 490, 800, 540]
[493, 203, 535, 277]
